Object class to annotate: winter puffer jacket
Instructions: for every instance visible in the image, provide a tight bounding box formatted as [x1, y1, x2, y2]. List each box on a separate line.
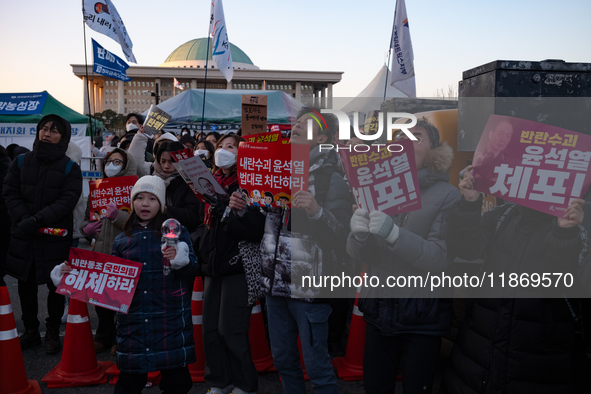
[80, 148, 138, 255]
[258, 147, 352, 301]
[441, 196, 586, 394]
[165, 175, 201, 233]
[194, 182, 266, 277]
[3, 127, 82, 284]
[346, 143, 461, 336]
[112, 223, 199, 373]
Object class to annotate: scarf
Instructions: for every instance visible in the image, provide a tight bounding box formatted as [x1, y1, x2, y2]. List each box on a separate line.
[203, 169, 238, 228]
[153, 161, 178, 187]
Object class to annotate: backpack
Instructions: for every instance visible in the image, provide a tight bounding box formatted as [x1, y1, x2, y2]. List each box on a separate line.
[18, 153, 75, 176]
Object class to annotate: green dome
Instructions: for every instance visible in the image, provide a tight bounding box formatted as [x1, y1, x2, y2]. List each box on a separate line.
[163, 38, 254, 65]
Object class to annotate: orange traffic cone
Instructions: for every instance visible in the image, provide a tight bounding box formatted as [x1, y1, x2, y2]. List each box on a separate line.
[42, 298, 112, 388]
[248, 301, 276, 372]
[332, 276, 367, 381]
[0, 286, 42, 394]
[188, 277, 206, 382]
[106, 364, 161, 386]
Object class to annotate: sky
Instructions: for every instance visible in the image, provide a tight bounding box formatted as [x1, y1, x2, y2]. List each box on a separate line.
[1, 0, 590, 114]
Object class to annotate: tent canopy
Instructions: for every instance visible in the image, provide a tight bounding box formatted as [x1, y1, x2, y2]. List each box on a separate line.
[143, 89, 303, 125]
[340, 65, 407, 114]
[0, 91, 100, 129]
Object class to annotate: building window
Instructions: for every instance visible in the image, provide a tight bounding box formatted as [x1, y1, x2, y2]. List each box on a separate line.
[142, 81, 145, 87]
[115, 99, 117, 104]
[124, 99, 127, 104]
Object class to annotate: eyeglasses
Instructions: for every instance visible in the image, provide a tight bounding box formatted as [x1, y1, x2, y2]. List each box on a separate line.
[395, 131, 422, 144]
[105, 159, 124, 166]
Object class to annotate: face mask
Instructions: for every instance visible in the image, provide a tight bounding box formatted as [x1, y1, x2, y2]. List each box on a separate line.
[126, 123, 139, 132]
[196, 149, 209, 159]
[182, 131, 189, 136]
[214, 148, 236, 169]
[105, 163, 123, 178]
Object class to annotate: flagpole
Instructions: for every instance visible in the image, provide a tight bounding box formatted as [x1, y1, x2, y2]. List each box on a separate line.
[384, 0, 398, 101]
[82, 0, 94, 139]
[200, 36, 211, 135]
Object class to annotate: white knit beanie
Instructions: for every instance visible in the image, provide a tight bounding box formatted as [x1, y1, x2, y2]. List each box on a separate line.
[130, 176, 167, 212]
[158, 132, 178, 143]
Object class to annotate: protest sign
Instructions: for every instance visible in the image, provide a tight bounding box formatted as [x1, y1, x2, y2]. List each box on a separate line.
[170, 149, 229, 203]
[237, 143, 309, 208]
[244, 130, 282, 144]
[56, 248, 142, 313]
[88, 175, 137, 221]
[143, 105, 172, 137]
[241, 95, 268, 136]
[339, 140, 421, 215]
[472, 115, 591, 217]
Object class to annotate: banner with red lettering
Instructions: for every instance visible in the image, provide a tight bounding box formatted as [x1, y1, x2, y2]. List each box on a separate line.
[88, 175, 138, 221]
[472, 115, 591, 217]
[339, 140, 421, 215]
[56, 248, 142, 313]
[237, 143, 309, 208]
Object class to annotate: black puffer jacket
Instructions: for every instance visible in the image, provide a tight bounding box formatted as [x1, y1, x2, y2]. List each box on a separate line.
[441, 196, 585, 394]
[0, 154, 11, 283]
[165, 175, 201, 233]
[3, 117, 82, 284]
[194, 182, 265, 277]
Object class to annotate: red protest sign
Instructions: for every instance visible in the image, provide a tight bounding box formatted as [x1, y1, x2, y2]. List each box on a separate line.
[237, 143, 309, 208]
[339, 140, 421, 215]
[56, 248, 142, 313]
[88, 175, 138, 221]
[473, 114, 591, 217]
[244, 130, 282, 144]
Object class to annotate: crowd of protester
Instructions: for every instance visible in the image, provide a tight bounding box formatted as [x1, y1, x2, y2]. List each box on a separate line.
[0, 109, 589, 394]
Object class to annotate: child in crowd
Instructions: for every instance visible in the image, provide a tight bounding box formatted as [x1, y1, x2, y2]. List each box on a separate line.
[52, 175, 199, 394]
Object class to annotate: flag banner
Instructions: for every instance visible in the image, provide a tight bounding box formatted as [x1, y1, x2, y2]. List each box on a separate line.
[174, 78, 184, 90]
[472, 115, 591, 217]
[170, 149, 230, 204]
[244, 130, 282, 144]
[88, 175, 138, 221]
[389, 0, 415, 97]
[209, 0, 233, 82]
[0, 92, 48, 115]
[339, 140, 421, 215]
[56, 248, 142, 313]
[143, 105, 172, 137]
[83, 0, 137, 63]
[92, 39, 131, 81]
[237, 143, 309, 208]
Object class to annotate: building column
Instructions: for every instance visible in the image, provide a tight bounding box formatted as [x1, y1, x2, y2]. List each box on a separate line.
[88, 82, 95, 115]
[118, 80, 124, 114]
[262, 80, 266, 90]
[320, 88, 325, 108]
[98, 85, 104, 113]
[83, 77, 90, 115]
[327, 83, 333, 109]
[191, 79, 197, 89]
[227, 80, 232, 90]
[295, 81, 301, 101]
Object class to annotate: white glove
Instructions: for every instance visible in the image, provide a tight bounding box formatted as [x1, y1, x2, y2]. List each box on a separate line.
[50, 262, 67, 287]
[350, 208, 370, 242]
[369, 211, 400, 244]
[168, 241, 190, 270]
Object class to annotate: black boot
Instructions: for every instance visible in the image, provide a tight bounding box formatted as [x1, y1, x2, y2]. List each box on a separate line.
[44, 327, 61, 354]
[19, 328, 41, 350]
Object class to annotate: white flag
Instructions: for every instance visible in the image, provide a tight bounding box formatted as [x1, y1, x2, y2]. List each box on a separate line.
[389, 0, 415, 97]
[83, 0, 137, 63]
[174, 78, 184, 90]
[209, 0, 233, 82]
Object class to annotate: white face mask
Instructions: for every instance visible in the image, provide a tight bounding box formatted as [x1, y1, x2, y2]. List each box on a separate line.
[195, 149, 209, 159]
[105, 163, 123, 178]
[126, 123, 139, 132]
[214, 148, 236, 169]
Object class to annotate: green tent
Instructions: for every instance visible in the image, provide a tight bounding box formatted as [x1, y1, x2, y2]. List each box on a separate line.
[0, 91, 102, 134]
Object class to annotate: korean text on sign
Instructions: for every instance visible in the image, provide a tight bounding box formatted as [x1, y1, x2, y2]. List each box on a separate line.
[339, 140, 421, 215]
[472, 114, 591, 217]
[237, 143, 309, 208]
[143, 105, 172, 137]
[56, 248, 142, 313]
[88, 175, 137, 221]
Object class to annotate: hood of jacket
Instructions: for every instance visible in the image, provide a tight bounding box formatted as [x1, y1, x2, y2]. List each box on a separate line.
[32, 114, 71, 162]
[66, 141, 82, 164]
[102, 148, 138, 178]
[418, 141, 453, 189]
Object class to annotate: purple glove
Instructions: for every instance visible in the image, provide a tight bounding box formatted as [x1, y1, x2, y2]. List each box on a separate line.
[106, 203, 119, 220]
[83, 220, 102, 235]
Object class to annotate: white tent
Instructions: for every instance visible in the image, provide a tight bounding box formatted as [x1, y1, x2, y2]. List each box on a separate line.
[340, 65, 407, 115]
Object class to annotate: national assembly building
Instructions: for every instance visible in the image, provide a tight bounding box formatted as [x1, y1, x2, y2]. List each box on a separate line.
[71, 38, 342, 116]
